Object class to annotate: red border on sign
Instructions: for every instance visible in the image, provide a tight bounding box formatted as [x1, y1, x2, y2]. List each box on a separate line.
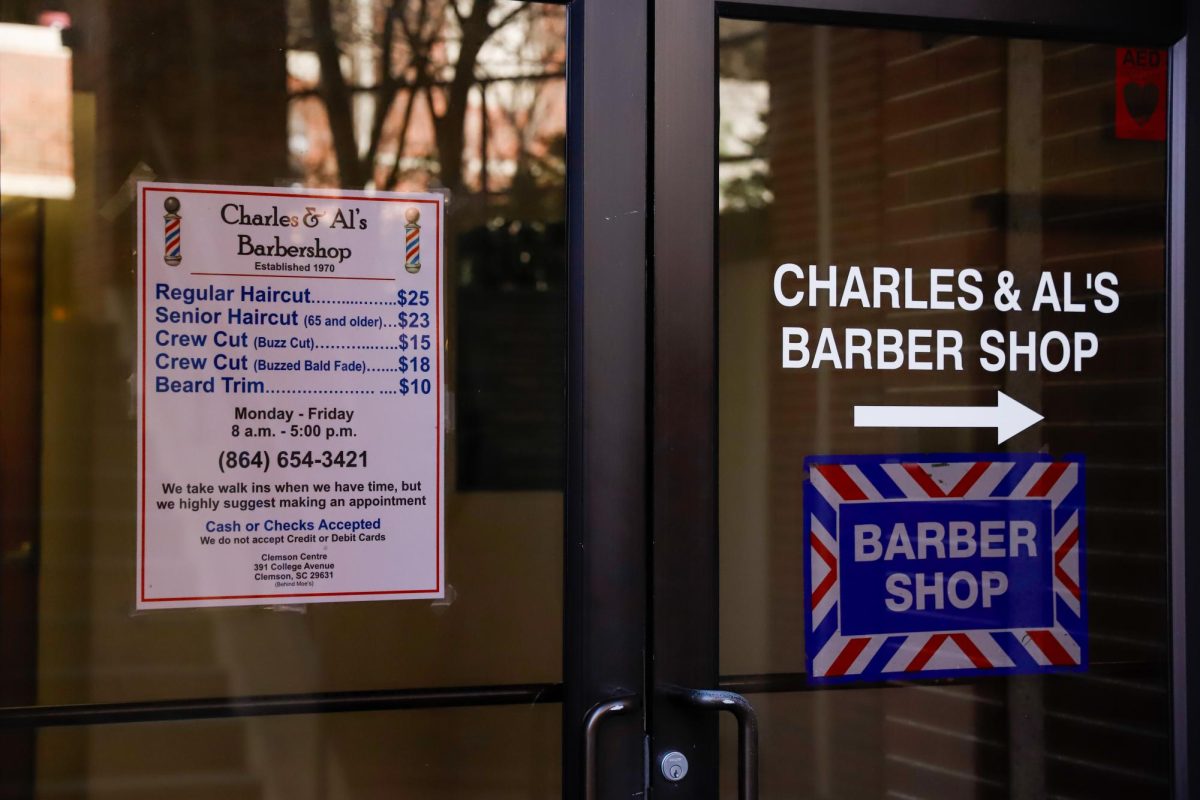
[139, 185, 443, 603]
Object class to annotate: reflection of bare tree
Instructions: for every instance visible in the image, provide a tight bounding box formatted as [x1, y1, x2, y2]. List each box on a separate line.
[296, 0, 565, 201]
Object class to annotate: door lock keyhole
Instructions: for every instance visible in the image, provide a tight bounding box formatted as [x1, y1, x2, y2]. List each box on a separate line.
[660, 751, 689, 782]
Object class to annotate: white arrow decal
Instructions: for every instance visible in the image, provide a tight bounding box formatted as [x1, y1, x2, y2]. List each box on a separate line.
[853, 390, 1044, 445]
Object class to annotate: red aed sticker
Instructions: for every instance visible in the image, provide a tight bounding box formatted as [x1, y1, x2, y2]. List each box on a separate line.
[1115, 47, 1167, 141]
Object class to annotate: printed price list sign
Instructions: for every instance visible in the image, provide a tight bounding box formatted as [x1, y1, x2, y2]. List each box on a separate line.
[136, 182, 444, 609]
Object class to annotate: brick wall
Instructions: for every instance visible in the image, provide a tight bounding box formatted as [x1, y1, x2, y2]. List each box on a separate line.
[746, 23, 1170, 799]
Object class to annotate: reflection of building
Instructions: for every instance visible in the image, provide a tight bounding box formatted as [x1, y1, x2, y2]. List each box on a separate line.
[0, 22, 74, 200]
[2, 4, 292, 797]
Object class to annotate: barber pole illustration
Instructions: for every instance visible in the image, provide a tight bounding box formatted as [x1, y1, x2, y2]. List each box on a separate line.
[163, 196, 182, 266]
[804, 453, 1086, 684]
[404, 207, 421, 274]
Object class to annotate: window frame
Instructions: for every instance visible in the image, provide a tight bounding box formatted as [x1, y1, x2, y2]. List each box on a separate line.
[650, 0, 1192, 796]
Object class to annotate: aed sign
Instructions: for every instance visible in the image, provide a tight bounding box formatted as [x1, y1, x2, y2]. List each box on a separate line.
[1115, 47, 1167, 142]
[804, 454, 1086, 684]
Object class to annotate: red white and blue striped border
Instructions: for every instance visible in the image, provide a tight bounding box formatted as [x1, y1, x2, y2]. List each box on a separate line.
[804, 453, 1086, 684]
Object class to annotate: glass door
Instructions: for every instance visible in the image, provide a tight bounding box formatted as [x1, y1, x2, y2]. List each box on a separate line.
[0, 0, 647, 797]
[652, 1, 1184, 798]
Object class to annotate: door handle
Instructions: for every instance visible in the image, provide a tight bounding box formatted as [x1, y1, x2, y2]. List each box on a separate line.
[583, 695, 638, 800]
[665, 687, 759, 800]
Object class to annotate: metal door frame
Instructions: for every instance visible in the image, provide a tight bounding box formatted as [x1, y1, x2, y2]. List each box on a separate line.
[563, 0, 649, 795]
[650, 0, 1193, 796]
[0, 1, 652, 798]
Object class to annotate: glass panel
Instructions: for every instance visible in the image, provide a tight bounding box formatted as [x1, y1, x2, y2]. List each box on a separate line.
[0, 0, 566, 706]
[719, 19, 1170, 797]
[718, 684, 1168, 798]
[16, 704, 559, 799]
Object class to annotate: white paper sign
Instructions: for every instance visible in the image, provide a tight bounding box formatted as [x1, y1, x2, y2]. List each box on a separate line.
[136, 182, 444, 609]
